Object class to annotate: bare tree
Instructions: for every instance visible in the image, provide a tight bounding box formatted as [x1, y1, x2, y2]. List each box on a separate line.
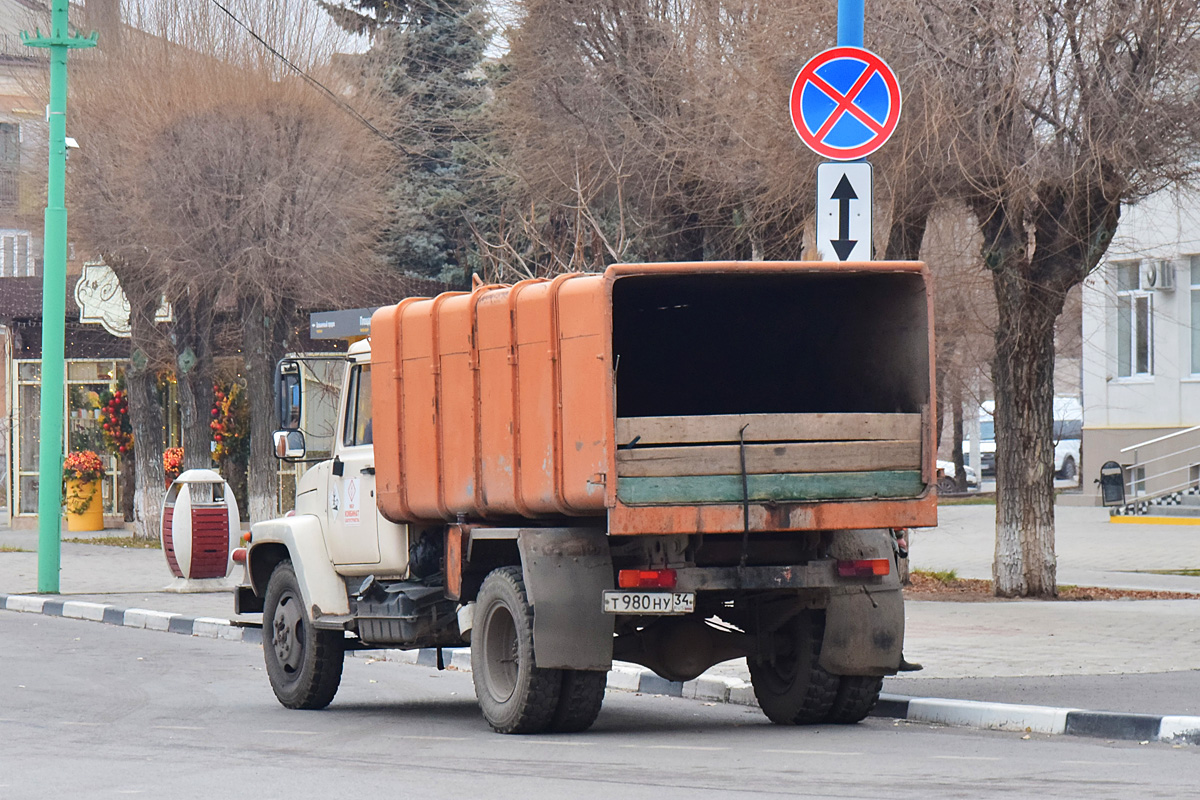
[880, 0, 1200, 595]
[70, 0, 394, 524]
[487, 1, 838, 277]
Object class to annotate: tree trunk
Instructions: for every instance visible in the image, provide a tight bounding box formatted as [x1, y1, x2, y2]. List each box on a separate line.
[951, 377, 966, 493]
[125, 292, 166, 541]
[883, 189, 934, 261]
[119, 456, 135, 522]
[171, 289, 216, 472]
[990, 267, 1062, 597]
[242, 296, 290, 523]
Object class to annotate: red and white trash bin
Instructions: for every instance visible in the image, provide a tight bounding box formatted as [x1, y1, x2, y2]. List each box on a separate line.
[161, 469, 240, 588]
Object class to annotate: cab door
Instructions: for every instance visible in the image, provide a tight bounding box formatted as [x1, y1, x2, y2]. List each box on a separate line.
[326, 361, 380, 566]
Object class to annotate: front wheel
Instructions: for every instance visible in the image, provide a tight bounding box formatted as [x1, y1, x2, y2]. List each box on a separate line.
[471, 566, 562, 733]
[263, 560, 344, 709]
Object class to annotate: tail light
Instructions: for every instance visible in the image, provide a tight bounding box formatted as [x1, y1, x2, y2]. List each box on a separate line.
[618, 569, 678, 589]
[232, 547, 248, 564]
[837, 558, 890, 578]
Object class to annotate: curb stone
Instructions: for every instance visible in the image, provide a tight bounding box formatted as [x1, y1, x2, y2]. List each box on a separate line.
[4, 591, 1200, 745]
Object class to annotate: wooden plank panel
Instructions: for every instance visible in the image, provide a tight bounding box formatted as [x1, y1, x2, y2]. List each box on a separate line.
[615, 413, 921, 445]
[616, 470, 925, 505]
[615, 440, 921, 477]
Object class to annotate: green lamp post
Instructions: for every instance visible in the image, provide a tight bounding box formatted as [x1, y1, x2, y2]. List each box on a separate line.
[23, 2, 97, 593]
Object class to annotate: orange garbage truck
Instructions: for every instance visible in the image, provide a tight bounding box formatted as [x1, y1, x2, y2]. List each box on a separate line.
[238, 261, 937, 733]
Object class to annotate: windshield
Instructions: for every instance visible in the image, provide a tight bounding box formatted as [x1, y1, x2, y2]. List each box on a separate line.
[979, 420, 994, 441]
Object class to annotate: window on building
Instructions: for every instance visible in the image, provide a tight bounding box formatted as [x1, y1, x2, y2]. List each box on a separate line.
[1116, 260, 1153, 377]
[1191, 256, 1200, 375]
[0, 122, 18, 211]
[1131, 465, 1147, 497]
[1, 230, 34, 277]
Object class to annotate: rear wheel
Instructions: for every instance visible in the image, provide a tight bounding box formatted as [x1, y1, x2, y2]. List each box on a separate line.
[825, 675, 884, 724]
[748, 611, 839, 725]
[263, 560, 344, 710]
[550, 669, 608, 733]
[471, 566, 562, 734]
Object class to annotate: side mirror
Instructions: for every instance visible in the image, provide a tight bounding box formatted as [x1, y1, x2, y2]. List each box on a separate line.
[273, 429, 307, 461]
[276, 359, 302, 430]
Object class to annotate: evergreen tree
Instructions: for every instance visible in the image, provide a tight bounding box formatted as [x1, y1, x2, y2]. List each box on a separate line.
[320, 1, 491, 284]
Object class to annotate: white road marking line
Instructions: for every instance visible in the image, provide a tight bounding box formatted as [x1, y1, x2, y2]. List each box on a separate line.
[931, 756, 1002, 762]
[764, 749, 864, 756]
[153, 725, 204, 731]
[258, 729, 320, 736]
[60, 721, 104, 726]
[621, 745, 729, 751]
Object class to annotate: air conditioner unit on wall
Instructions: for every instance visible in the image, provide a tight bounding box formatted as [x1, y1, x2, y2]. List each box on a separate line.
[1142, 260, 1175, 291]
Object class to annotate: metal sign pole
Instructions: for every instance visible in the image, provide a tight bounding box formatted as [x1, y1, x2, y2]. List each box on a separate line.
[23, 2, 97, 593]
[838, 0, 864, 47]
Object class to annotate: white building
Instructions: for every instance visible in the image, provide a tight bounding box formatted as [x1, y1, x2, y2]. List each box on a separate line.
[1081, 185, 1200, 506]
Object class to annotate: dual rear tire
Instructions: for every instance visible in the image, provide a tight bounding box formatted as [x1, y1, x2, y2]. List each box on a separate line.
[748, 610, 882, 725]
[471, 566, 607, 734]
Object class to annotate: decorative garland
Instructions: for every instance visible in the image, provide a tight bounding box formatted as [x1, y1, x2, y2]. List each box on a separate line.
[211, 382, 249, 465]
[100, 388, 134, 456]
[164, 447, 184, 485]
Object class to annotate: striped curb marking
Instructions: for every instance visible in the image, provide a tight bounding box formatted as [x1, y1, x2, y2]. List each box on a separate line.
[4, 591, 1199, 745]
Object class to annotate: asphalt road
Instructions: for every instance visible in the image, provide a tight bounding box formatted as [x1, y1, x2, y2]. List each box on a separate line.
[2, 614, 1197, 800]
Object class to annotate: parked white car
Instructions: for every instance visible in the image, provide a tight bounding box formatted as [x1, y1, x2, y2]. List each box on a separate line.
[936, 460, 979, 493]
[963, 398, 1081, 481]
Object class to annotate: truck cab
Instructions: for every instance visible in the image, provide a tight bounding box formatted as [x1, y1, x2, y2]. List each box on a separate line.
[290, 345, 404, 570]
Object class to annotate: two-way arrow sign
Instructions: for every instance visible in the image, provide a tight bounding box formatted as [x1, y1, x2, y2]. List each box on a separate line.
[816, 161, 872, 262]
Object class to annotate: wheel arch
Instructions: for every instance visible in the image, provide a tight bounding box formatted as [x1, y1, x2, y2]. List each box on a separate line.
[247, 516, 349, 616]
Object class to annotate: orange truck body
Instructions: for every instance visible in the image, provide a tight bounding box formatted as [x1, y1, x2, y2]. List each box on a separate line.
[370, 261, 937, 535]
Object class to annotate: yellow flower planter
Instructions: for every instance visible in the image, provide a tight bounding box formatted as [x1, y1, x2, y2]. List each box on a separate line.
[64, 478, 104, 532]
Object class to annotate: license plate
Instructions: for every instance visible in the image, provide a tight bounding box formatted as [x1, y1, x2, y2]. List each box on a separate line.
[602, 591, 695, 615]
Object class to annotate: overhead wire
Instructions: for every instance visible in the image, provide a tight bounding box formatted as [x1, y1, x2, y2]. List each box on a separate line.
[207, 0, 409, 156]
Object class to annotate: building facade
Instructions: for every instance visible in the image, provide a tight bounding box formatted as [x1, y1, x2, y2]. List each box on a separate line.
[1081, 186, 1200, 503]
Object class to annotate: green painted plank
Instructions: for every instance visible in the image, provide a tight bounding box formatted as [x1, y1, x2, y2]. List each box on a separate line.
[616, 471, 926, 505]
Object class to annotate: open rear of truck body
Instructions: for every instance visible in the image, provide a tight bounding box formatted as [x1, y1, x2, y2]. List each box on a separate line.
[370, 261, 936, 533]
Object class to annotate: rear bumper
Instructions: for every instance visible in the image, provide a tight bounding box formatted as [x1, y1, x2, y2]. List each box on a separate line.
[672, 561, 896, 593]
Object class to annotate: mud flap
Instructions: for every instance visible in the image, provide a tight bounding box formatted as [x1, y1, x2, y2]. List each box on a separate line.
[517, 528, 615, 670]
[819, 586, 904, 676]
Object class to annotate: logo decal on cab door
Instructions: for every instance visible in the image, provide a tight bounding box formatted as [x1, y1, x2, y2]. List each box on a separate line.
[344, 478, 360, 527]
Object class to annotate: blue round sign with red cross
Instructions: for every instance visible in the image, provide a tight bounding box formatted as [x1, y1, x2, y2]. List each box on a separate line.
[790, 46, 902, 161]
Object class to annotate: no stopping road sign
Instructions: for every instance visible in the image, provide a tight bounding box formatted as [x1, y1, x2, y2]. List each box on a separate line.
[790, 46, 902, 161]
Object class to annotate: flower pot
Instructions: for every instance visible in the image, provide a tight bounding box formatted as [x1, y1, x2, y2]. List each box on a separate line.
[64, 478, 104, 532]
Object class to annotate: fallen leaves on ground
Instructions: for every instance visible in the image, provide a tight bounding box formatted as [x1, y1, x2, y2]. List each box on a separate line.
[904, 572, 1200, 601]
